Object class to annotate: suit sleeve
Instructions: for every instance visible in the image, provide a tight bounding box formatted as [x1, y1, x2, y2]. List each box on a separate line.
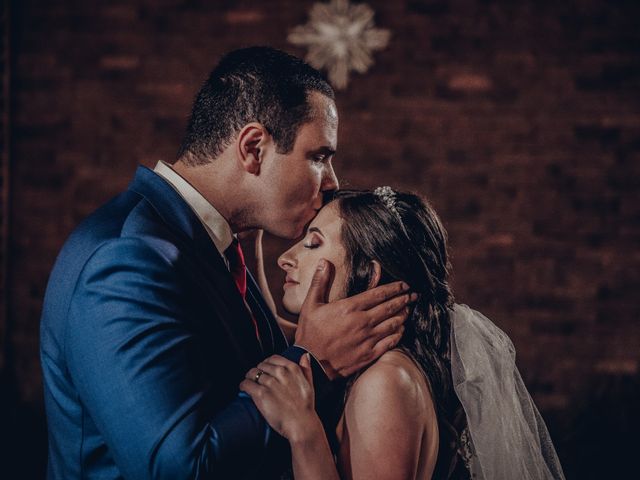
[65, 238, 287, 479]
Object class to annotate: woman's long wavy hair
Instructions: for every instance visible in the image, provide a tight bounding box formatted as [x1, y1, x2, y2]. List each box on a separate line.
[333, 189, 468, 479]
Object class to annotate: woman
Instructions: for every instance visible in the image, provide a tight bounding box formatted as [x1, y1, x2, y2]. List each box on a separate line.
[240, 188, 565, 480]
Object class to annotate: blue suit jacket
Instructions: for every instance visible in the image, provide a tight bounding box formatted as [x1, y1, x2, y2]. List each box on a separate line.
[40, 166, 319, 479]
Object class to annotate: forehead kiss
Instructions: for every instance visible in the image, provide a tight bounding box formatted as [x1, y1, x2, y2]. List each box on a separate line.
[278, 200, 348, 314]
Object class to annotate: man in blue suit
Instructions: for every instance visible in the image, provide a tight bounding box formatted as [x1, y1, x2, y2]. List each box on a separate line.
[40, 47, 411, 479]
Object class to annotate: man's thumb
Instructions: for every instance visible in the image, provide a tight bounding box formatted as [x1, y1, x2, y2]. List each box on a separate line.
[303, 259, 330, 306]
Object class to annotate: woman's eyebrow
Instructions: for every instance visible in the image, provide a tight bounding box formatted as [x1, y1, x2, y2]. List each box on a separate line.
[307, 226, 324, 237]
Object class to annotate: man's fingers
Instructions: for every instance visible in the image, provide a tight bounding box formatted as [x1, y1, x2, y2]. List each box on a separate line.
[349, 281, 411, 311]
[367, 293, 415, 326]
[370, 331, 404, 360]
[370, 313, 406, 340]
[301, 259, 332, 307]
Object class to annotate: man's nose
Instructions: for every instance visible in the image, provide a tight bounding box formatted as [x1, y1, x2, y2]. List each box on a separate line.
[321, 161, 339, 192]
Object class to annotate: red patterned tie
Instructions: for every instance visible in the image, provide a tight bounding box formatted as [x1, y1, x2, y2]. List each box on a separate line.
[225, 238, 261, 343]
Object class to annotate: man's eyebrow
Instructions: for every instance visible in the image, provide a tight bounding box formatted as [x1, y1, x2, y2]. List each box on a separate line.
[307, 226, 324, 237]
[309, 146, 336, 156]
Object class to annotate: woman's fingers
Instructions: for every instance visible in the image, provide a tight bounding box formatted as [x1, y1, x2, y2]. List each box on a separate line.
[245, 367, 260, 381]
[244, 355, 309, 399]
[254, 363, 288, 384]
[239, 378, 265, 398]
[257, 356, 303, 380]
[244, 363, 297, 388]
[259, 355, 296, 368]
[245, 367, 280, 388]
[300, 352, 313, 386]
[241, 356, 318, 441]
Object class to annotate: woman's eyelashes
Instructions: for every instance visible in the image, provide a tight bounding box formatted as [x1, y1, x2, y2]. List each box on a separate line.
[303, 234, 322, 249]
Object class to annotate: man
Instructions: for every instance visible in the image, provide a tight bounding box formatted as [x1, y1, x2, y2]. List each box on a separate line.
[40, 47, 411, 479]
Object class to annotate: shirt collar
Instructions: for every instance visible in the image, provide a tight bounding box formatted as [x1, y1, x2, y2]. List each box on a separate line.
[153, 160, 234, 255]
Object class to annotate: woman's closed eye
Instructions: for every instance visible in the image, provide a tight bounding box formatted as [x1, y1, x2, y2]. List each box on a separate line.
[303, 232, 322, 249]
[303, 227, 324, 249]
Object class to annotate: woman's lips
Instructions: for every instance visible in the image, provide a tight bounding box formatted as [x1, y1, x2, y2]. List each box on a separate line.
[283, 275, 299, 288]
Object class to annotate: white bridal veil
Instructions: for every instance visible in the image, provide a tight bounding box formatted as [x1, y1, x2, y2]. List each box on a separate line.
[450, 304, 566, 480]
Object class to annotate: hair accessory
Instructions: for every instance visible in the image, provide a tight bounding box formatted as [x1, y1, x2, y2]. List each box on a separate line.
[374, 185, 401, 218]
[373, 186, 398, 212]
[373, 186, 408, 235]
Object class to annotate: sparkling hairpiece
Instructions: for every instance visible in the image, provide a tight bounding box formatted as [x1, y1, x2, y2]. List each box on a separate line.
[373, 186, 408, 235]
[373, 186, 399, 215]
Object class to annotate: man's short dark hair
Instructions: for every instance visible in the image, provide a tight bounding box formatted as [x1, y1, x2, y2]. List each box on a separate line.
[178, 46, 335, 164]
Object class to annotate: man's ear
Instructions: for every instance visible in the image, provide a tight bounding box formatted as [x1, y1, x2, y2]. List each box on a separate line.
[236, 123, 268, 175]
[367, 260, 382, 290]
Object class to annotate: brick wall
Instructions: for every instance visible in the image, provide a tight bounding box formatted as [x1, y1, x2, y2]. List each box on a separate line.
[4, 0, 639, 476]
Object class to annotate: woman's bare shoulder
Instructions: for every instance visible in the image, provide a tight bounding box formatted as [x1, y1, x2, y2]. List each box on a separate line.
[345, 349, 435, 420]
[337, 350, 439, 479]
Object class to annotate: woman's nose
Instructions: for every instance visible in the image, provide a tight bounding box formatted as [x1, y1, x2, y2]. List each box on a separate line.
[278, 247, 296, 271]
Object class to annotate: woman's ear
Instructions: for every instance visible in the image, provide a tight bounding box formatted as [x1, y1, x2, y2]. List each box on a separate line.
[367, 260, 382, 289]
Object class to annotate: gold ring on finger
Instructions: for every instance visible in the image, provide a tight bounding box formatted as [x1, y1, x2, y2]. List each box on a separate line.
[254, 369, 264, 384]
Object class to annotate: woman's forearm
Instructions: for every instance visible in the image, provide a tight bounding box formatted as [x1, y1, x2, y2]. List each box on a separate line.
[290, 417, 341, 480]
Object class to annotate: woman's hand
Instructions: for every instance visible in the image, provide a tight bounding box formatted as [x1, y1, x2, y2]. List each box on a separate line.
[240, 354, 321, 443]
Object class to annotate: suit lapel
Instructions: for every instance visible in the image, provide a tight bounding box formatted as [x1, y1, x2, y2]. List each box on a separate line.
[128, 166, 264, 369]
[246, 271, 288, 356]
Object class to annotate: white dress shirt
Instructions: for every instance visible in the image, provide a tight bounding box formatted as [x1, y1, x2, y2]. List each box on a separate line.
[154, 160, 234, 266]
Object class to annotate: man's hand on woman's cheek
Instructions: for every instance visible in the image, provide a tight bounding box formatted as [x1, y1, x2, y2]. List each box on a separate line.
[294, 259, 415, 380]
